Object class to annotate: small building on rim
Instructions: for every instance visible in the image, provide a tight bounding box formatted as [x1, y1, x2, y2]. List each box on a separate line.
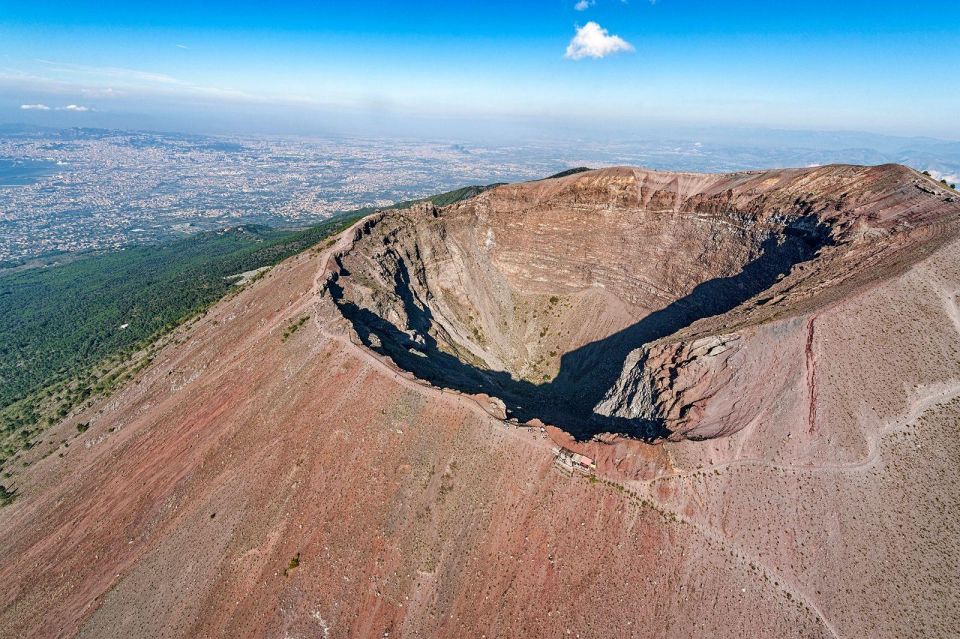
[553, 446, 597, 473]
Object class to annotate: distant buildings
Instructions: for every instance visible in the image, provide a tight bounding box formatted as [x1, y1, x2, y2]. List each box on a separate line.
[0, 130, 557, 263]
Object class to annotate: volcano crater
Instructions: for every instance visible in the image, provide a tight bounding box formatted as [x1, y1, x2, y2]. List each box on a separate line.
[324, 166, 956, 441]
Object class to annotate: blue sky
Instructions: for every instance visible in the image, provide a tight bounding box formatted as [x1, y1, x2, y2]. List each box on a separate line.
[1, 0, 958, 139]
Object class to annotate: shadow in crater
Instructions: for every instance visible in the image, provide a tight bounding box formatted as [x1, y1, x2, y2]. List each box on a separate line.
[330, 215, 833, 442]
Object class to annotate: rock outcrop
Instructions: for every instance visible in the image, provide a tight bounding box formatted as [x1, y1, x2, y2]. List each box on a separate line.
[594, 334, 743, 439]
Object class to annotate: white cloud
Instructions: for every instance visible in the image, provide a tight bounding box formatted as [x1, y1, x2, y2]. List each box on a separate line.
[565, 22, 634, 60]
[175, 44, 189, 49]
[574, 0, 594, 10]
[19, 103, 91, 112]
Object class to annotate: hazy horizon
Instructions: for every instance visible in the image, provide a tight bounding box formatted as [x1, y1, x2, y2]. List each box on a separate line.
[2, 0, 957, 141]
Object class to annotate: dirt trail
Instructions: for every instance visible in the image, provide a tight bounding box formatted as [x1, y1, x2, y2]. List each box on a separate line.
[624, 380, 960, 639]
[646, 379, 960, 482]
[661, 499, 841, 639]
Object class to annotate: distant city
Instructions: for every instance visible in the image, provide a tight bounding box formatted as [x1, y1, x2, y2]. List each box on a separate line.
[2, 125, 958, 264]
[0, 129, 568, 264]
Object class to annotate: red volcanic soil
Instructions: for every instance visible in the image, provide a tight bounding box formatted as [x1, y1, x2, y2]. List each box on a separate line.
[2, 166, 960, 638]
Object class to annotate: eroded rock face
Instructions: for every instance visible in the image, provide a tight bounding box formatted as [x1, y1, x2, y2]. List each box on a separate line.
[594, 334, 743, 439]
[327, 165, 960, 441]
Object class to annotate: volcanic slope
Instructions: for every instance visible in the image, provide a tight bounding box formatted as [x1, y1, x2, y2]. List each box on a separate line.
[1, 165, 959, 638]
